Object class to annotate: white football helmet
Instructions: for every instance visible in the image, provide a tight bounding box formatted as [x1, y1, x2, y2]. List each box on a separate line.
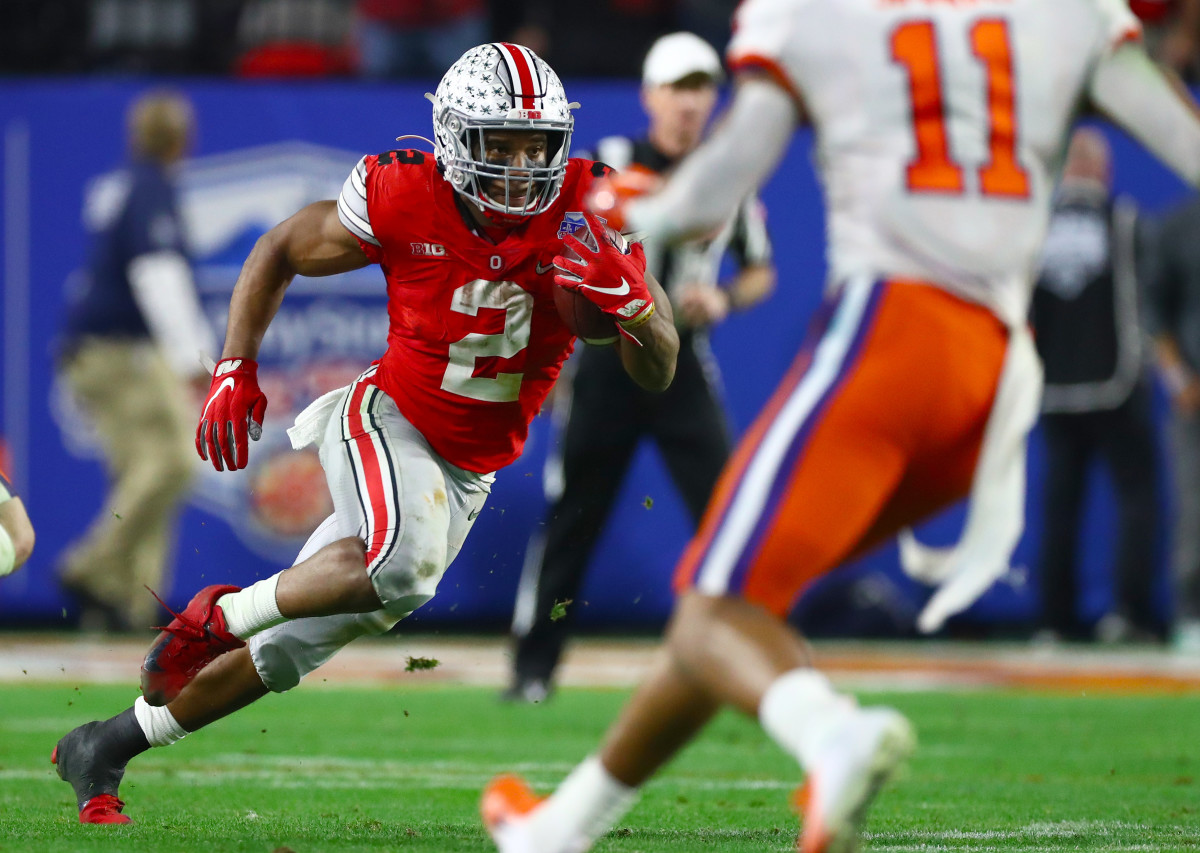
[427, 43, 577, 220]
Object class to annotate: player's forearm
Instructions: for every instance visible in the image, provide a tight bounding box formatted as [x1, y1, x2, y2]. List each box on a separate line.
[1090, 43, 1200, 186]
[222, 202, 367, 360]
[627, 79, 797, 243]
[618, 273, 678, 391]
[618, 310, 679, 391]
[221, 229, 296, 359]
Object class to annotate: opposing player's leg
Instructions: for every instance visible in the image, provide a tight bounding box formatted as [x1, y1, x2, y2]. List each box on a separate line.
[485, 280, 1006, 853]
[484, 645, 719, 852]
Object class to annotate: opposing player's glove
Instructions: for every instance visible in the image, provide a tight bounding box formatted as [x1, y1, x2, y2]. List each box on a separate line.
[196, 357, 267, 472]
[584, 165, 661, 234]
[554, 213, 655, 344]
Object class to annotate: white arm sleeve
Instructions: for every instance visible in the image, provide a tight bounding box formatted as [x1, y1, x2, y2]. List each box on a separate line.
[128, 250, 218, 377]
[1089, 43, 1200, 187]
[627, 79, 798, 243]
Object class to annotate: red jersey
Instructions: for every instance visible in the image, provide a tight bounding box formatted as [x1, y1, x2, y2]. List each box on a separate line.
[337, 152, 611, 473]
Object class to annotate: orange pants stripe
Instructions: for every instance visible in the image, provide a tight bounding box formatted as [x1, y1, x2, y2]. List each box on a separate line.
[675, 278, 1008, 616]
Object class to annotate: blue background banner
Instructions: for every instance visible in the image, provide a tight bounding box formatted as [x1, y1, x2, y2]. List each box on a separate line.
[0, 79, 1191, 633]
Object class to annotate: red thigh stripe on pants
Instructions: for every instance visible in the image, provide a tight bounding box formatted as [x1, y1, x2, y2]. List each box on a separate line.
[679, 278, 886, 599]
[341, 365, 402, 577]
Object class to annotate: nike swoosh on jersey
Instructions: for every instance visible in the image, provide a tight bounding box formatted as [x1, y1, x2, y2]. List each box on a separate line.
[468, 506, 482, 521]
[202, 377, 236, 419]
[535, 261, 554, 275]
[579, 277, 631, 297]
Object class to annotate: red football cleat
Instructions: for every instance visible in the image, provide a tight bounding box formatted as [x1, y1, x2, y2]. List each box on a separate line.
[481, 774, 544, 851]
[52, 720, 136, 824]
[78, 794, 131, 825]
[140, 584, 245, 706]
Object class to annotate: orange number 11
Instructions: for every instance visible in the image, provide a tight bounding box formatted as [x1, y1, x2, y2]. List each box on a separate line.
[891, 18, 1030, 199]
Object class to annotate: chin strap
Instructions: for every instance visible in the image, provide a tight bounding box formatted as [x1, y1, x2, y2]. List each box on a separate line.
[479, 206, 529, 229]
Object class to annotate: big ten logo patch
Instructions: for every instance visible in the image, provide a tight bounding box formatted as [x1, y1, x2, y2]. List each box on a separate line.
[412, 242, 447, 257]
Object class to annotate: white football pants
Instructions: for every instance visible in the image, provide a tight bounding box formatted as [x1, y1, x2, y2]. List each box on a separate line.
[249, 367, 493, 691]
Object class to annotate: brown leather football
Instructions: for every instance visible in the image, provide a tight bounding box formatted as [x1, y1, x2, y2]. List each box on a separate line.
[554, 285, 619, 344]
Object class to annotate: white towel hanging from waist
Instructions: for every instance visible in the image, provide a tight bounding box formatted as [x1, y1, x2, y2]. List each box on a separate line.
[899, 322, 1043, 634]
[286, 386, 349, 451]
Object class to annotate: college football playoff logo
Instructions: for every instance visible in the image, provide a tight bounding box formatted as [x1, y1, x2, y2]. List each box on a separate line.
[557, 212, 599, 251]
[557, 211, 587, 240]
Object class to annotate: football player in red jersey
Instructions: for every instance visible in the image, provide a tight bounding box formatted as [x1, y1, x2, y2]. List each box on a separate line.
[50, 43, 678, 825]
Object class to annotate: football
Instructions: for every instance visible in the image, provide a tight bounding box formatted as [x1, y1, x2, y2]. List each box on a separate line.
[554, 286, 619, 345]
[553, 221, 629, 346]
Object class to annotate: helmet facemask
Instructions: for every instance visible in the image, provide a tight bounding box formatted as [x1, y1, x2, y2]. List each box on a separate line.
[428, 43, 578, 221]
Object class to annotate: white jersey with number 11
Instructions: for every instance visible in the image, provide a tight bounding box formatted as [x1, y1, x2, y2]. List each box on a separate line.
[728, 0, 1140, 326]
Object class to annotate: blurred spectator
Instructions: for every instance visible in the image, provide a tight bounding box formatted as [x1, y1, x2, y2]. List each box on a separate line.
[353, 0, 487, 78]
[1146, 186, 1200, 653]
[504, 33, 775, 703]
[57, 91, 216, 632]
[1031, 128, 1164, 645]
[235, 0, 353, 77]
[496, 0, 675, 77]
[1132, 0, 1200, 79]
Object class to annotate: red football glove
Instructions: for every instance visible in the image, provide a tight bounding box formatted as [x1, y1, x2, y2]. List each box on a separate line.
[553, 213, 656, 345]
[584, 165, 661, 233]
[196, 357, 267, 472]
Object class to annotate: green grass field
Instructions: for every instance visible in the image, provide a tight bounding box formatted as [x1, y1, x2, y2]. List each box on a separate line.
[1, 683, 1198, 852]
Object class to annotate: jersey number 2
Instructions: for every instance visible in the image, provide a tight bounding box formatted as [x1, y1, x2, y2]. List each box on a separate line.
[891, 18, 1030, 198]
[442, 280, 533, 403]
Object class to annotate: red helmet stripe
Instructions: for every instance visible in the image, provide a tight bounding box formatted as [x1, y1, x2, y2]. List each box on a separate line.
[498, 42, 540, 110]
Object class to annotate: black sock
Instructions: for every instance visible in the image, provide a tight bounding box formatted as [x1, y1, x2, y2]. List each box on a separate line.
[101, 707, 152, 765]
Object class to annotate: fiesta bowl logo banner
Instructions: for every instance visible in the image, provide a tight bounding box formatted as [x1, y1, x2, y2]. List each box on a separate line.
[57, 142, 389, 561]
[185, 143, 389, 558]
